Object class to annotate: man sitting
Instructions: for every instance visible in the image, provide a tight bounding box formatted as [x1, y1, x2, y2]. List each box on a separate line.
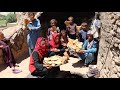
[77, 30, 97, 66]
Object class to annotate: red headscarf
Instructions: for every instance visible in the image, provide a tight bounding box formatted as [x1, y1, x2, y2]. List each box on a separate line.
[29, 37, 49, 73]
[33, 37, 49, 59]
[49, 33, 60, 49]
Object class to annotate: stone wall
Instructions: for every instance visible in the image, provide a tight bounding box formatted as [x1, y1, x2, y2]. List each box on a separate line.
[16, 12, 42, 26]
[97, 12, 120, 78]
[0, 12, 44, 65]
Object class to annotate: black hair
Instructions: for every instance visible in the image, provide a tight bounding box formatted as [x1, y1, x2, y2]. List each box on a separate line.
[95, 13, 100, 20]
[60, 29, 67, 36]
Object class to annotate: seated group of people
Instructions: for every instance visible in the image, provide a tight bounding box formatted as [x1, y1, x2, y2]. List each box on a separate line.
[29, 15, 101, 78]
[0, 13, 101, 77]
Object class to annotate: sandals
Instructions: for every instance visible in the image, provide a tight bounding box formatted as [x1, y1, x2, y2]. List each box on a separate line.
[86, 68, 100, 78]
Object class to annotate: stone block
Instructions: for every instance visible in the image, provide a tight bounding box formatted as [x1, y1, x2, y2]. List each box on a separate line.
[115, 65, 120, 72]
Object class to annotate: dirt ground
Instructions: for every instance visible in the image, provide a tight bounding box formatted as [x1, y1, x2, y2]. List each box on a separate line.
[0, 56, 90, 78]
[0, 57, 30, 78]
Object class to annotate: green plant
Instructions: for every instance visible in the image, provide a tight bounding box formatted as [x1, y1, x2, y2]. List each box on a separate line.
[0, 15, 6, 20]
[5, 13, 17, 23]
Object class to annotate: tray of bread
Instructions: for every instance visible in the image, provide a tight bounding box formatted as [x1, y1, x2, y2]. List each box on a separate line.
[43, 55, 69, 67]
[67, 38, 83, 55]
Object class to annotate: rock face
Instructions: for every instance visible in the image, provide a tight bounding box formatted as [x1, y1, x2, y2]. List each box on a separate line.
[97, 12, 120, 78]
[15, 12, 43, 26]
[0, 12, 43, 65]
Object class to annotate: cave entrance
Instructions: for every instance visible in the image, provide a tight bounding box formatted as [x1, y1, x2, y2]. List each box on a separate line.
[38, 12, 98, 65]
[38, 12, 95, 37]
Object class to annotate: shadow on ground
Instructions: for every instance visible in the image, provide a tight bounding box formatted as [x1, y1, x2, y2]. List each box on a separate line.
[26, 71, 83, 78]
[72, 60, 85, 68]
[72, 60, 97, 68]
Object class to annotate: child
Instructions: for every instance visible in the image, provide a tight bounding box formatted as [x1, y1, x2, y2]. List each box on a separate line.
[78, 22, 88, 43]
[91, 13, 101, 42]
[27, 13, 41, 55]
[0, 32, 21, 73]
[48, 33, 65, 57]
[65, 16, 77, 40]
[77, 31, 97, 66]
[47, 19, 60, 40]
[60, 29, 68, 48]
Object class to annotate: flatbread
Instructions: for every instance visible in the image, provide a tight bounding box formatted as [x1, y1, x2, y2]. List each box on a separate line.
[43, 55, 67, 67]
[67, 38, 83, 56]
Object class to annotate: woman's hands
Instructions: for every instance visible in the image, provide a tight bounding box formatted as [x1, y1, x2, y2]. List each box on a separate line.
[43, 64, 53, 69]
[51, 48, 60, 52]
[62, 43, 67, 47]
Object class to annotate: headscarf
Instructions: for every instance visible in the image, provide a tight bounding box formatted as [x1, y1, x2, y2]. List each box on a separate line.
[29, 37, 49, 73]
[49, 33, 60, 49]
[33, 37, 49, 59]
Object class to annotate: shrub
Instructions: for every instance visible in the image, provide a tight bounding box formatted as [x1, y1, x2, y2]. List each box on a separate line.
[0, 14, 6, 20]
[5, 13, 17, 23]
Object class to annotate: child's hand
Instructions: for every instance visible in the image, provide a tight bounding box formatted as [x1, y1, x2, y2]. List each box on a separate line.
[79, 50, 85, 54]
[62, 43, 67, 47]
[54, 48, 60, 52]
[50, 48, 55, 51]
[0, 45, 4, 49]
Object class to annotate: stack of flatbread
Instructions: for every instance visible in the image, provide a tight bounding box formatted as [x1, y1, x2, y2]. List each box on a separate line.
[67, 38, 83, 54]
[43, 55, 69, 67]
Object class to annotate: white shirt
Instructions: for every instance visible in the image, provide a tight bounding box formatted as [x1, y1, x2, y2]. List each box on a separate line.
[91, 19, 101, 38]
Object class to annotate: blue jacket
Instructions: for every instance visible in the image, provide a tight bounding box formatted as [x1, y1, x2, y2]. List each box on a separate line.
[78, 29, 87, 43]
[27, 19, 41, 49]
[83, 40, 97, 53]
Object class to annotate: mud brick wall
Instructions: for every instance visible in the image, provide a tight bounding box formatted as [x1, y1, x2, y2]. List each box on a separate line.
[97, 12, 120, 78]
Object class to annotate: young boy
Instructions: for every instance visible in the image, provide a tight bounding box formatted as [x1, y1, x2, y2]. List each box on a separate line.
[27, 13, 41, 55]
[65, 16, 77, 40]
[77, 22, 88, 43]
[77, 30, 97, 66]
[91, 13, 101, 42]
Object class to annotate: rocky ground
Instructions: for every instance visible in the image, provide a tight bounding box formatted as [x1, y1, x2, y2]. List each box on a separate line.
[0, 56, 90, 78]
